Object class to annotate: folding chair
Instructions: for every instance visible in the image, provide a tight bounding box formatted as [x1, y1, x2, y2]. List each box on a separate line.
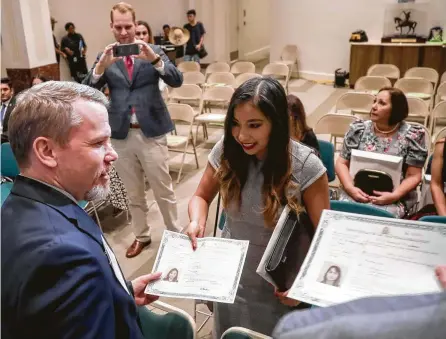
[205, 62, 230, 80]
[235, 73, 262, 88]
[167, 104, 200, 183]
[430, 101, 446, 136]
[178, 61, 200, 73]
[183, 71, 206, 86]
[354, 76, 391, 94]
[206, 72, 236, 88]
[330, 200, 395, 218]
[279, 44, 298, 78]
[419, 216, 446, 224]
[435, 82, 446, 106]
[395, 77, 434, 109]
[335, 92, 375, 118]
[367, 64, 400, 80]
[404, 67, 439, 90]
[221, 327, 271, 339]
[138, 301, 196, 339]
[230, 61, 256, 75]
[406, 97, 430, 127]
[261, 63, 289, 93]
[0, 142, 19, 205]
[169, 84, 203, 116]
[314, 114, 357, 150]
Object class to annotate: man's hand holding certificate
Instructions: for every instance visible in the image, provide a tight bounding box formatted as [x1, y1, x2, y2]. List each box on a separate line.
[285, 210, 446, 307]
[145, 231, 249, 303]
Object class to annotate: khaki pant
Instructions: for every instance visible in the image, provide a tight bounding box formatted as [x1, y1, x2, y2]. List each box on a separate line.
[112, 130, 180, 242]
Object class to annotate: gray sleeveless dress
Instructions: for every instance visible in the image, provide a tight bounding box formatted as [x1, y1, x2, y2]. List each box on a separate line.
[208, 138, 326, 337]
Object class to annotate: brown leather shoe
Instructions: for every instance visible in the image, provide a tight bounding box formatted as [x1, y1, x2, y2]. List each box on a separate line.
[126, 239, 151, 258]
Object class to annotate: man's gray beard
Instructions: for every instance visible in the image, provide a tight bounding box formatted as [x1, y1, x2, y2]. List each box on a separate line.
[85, 184, 110, 202]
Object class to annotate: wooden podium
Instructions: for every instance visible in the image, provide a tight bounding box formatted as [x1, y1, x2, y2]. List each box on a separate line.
[349, 42, 446, 87]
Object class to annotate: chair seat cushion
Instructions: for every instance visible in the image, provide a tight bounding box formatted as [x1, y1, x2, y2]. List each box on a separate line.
[167, 135, 188, 148]
[194, 113, 226, 123]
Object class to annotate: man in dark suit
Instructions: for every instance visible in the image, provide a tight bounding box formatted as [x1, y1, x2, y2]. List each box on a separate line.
[83, 2, 183, 258]
[1, 81, 161, 339]
[1, 77, 15, 143]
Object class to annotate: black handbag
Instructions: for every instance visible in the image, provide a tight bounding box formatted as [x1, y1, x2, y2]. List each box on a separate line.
[265, 210, 314, 292]
[197, 45, 208, 59]
[354, 169, 394, 196]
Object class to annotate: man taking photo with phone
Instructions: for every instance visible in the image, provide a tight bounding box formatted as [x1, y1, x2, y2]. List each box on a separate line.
[84, 2, 183, 258]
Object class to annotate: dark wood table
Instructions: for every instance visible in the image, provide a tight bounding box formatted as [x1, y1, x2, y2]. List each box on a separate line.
[349, 42, 446, 87]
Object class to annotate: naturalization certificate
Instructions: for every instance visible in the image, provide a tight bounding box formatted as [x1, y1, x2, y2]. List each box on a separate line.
[287, 210, 446, 307]
[145, 231, 249, 303]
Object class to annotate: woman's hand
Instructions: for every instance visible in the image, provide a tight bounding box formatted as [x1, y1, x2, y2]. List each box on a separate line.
[370, 191, 397, 205]
[436, 266, 446, 289]
[274, 289, 301, 307]
[184, 220, 205, 251]
[346, 186, 370, 203]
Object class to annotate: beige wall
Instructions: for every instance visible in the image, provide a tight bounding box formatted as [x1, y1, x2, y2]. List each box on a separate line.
[49, 0, 188, 80]
[270, 0, 446, 80]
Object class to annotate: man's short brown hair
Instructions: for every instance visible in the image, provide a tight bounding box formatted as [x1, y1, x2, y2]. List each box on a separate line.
[8, 81, 108, 167]
[110, 2, 136, 22]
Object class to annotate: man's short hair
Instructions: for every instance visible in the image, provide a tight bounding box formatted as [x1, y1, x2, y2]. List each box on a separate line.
[163, 24, 170, 30]
[8, 81, 108, 167]
[111, 2, 136, 22]
[1, 77, 12, 89]
[187, 9, 196, 16]
[64, 22, 74, 31]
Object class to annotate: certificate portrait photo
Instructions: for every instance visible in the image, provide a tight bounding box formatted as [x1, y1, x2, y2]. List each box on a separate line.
[318, 263, 344, 287]
[163, 268, 179, 283]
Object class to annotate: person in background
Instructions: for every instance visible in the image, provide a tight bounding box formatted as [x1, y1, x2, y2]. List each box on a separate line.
[51, 17, 66, 64]
[335, 87, 427, 218]
[61, 22, 88, 83]
[186, 77, 329, 336]
[83, 2, 183, 258]
[1, 81, 161, 338]
[431, 138, 446, 216]
[287, 94, 319, 152]
[1, 77, 15, 143]
[183, 9, 206, 63]
[136, 20, 154, 44]
[31, 75, 49, 87]
[273, 266, 446, 339]
[162, 24, 171, 43]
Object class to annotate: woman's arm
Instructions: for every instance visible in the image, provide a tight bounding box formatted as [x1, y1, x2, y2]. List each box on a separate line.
[335, 157, 370, 203]
[431, 141, 446, 216]
[302, 174, 329, 227]
[186, 163, 220, 249]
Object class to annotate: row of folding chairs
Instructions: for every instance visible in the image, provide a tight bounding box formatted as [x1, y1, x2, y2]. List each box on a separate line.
[182, 71, 262, 89]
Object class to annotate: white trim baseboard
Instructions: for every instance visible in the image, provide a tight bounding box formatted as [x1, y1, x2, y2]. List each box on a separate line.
[243, 45, 270, 62]
[298, 70, 334, 82]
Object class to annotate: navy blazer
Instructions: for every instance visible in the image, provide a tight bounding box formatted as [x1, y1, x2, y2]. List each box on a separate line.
[1, 176, 145, 339]
[83, 44, 183, 140]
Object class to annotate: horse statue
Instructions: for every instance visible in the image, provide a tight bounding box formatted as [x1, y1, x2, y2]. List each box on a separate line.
[394, 11, 417, 35]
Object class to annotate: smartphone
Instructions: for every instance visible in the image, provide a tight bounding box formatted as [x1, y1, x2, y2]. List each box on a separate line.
[113, 43, 140, 57]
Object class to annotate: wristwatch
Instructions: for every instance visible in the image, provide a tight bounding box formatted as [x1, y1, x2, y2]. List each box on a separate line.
[151, 54, 161, 66]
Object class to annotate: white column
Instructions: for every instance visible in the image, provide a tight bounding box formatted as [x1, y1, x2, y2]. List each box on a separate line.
[2, 0, 56, 70]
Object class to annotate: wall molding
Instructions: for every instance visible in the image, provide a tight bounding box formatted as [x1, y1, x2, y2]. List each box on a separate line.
[243, 45, 270, 62]
[298, 70, 334, 82]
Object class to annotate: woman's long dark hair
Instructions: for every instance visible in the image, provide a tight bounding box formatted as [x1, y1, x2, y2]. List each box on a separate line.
[217, 77, 300, 227]
[136, 20, 154, 44]
[287, 94, 310, 141]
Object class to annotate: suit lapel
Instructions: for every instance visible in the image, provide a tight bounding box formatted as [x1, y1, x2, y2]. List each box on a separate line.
[116, 59, 131, 85]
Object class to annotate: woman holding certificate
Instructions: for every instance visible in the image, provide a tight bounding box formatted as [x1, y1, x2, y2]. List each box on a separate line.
[335, 87, 428, 218]
[185, 77, 329, 336]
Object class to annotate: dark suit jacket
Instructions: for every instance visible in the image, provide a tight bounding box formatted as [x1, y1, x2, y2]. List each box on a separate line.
[1, 176, 145, 339]
[83, 44, 183, 139]
[1, 98, 16, 144]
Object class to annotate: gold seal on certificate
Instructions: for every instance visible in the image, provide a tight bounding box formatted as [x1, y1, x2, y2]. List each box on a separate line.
[145, 231, 249, 303]
[287, 210, 446, 307]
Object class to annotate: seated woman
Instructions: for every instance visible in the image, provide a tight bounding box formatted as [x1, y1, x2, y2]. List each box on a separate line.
[185, 77, 329, 336]
[335, 87, 427, 218]
[431, 138, 446, 216]
[287, 94, 319, 152]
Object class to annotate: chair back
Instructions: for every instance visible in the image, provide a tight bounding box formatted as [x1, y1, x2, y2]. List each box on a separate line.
[335, 92, 375, 114]
[314, 113, 357, 137]
[1, 143, 20, 178]
[203, 86, 234, 103]
[367, 64, 400, 79]
[168, 103, 196, 123]
[280, 44, 298, 64]
[206, 72, 236, 87]
[394, 78, 434, 96]
[137, 306, 195, 339]
[436, 82, 446, 104]
[330, 200, 395, 218]
[404, 67, 439, 87]
[261, 63, 289, 78]
[169, 84, 202, 101]
[318, 140, 335, 182]
[441, 71, 446, 84]
[230, 61, 256, 74]
[407, 97, 429, 118]
[177, 61, 200, 73]
[434, 126, 446, 144]
[222, 326, 271, 339]
[431, 101, 446, 134]
[183, 71, 205, 85]
[235, 73, 262, 88]
[205, 62, 230, 77]
[419, 215, 446, 224]
[354, 76, 391, 92]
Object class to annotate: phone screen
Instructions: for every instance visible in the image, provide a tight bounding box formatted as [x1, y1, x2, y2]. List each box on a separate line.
[113, 44, 140, 57]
